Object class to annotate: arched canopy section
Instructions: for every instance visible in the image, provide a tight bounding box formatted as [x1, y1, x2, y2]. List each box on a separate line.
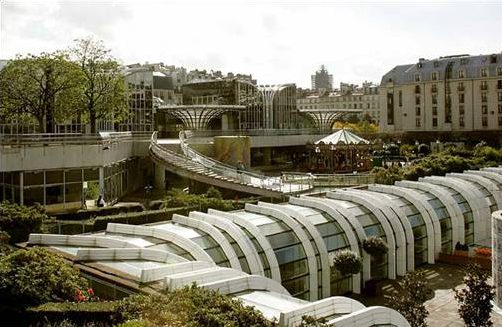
[245, 203, 319, 301]
[106, 223, 213, 263]
[279, 296, 365, 327]
[421, 176, 491, 243]
[337, 189, 415, 272]
[258, 201, 332, 300]
[396, 180, 464, 252]
[201, 274, 290, 296]
[289, 196, 365, 294]
[28, 234, 142, 249]
[74, 248, 187, 263]
[326, 191, 400, 278]
[207, 209, 282, 283]
[188, 211, 264, 276]
[368, 184, 438, 264]
[454, 172, 502, 210]
[172, 214, 241, 270]
[328, 306, 411, 327]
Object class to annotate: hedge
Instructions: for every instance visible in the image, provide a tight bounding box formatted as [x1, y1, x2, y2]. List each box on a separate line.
[54, 204, 145, 221]
[25, 301, 118, 326]
[92, 208, 187, 231]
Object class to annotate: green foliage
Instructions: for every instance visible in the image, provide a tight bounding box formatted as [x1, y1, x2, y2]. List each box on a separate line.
[206, 186, 223, 200]
[0, 201, 48, 243]
[0, 52, 85, 133]
[372, 166, 403, 185]
[362, 236, 389, 257]
[30, 301, 116, 312]
[0, 247, 88, 304]
[299, 315, 328, 327]
[332, 250, 363, 276]
[454, 264, 495, 327]
[390, 271, 430, 327]
[115, 284, 276, 327]
[374, 145, 502, 185]
[400, 144, 417, 157]
[69, 38, 128, 133]
[161, 188, 242, 213]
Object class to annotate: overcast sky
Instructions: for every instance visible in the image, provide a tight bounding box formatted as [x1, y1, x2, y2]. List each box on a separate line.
[1, 0, 502, 88]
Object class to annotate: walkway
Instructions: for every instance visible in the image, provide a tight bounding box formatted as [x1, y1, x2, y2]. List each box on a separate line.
[348, 263, 502, 326]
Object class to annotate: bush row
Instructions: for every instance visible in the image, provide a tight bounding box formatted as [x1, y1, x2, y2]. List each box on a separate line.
[54, 204, 145, 221]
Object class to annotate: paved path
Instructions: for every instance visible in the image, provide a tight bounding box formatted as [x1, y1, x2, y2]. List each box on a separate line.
[348, 263, 502, 326]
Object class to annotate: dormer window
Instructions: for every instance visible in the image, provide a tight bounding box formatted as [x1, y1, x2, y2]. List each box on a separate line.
[481, 68, 488, 77]
[460, 58, 469, 65]
[414, 73, 421, 82]
[431, 72, 438, 80]
[433, 61, 440, 68]
[458, 70, 465, 78]
[497, 67, 502, 76]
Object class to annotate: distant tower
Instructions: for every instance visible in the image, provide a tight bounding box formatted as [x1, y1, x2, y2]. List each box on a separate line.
[311, 65, 333, 91]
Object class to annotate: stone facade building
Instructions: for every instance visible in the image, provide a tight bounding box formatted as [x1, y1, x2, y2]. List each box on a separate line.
[380, 53, 502, 133]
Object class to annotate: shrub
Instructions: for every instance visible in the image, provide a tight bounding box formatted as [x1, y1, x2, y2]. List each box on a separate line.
[161, 188, 240, 213]
[0, 247, 88, 304]
[362, 236, 388, 257]
[332, 250, 362, 276]
[390, 271, 431, 327]
[0, 201, 48, 243]
[206, 186, 222, 200]
[454, 264, 495, 327]
[27, 301, 117, 326]
[115, 284, 275, 327]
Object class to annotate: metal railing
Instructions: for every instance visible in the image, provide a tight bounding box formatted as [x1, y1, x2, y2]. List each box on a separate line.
[282, 172, 375, 187]
[188, 128, 328, 138]
[0, 132, 135, 146]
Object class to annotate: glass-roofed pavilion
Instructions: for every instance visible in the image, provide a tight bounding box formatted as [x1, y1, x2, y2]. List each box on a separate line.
[27, 167, 502, 327]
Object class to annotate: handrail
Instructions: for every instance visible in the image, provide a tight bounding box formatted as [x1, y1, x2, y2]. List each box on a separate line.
[0, 132, 135, 146]
[187, 128, 329, 138]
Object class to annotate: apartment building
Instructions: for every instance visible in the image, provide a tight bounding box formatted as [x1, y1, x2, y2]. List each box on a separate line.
[380, 53, 502, 133]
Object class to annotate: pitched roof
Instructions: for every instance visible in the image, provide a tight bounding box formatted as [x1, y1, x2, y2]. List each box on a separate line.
[315, 129, 369, 145]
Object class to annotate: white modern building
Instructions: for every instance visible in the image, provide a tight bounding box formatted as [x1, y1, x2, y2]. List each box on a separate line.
[26, 167, 502, 326]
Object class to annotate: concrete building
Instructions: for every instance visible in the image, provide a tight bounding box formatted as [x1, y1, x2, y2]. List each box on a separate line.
[380, 53, 502, 133]
[297, 83, 381, 125]
[311, 65, 333, 91]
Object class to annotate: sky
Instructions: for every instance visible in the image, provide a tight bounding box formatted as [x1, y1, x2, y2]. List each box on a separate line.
[1, 0, 502, 88]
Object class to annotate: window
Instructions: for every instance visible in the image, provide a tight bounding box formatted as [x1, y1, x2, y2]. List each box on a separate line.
[499, 104, 502, 114]
[498, 67, 502, 76]
[481, 81, 488, 90]
[415, 73, 421, 82]
[459, 93, 465, 104]
[415, 96, 421, 105]
[499, 116, 502, 126]
[415, 85, 421, 94]
[398, 90, 402, 107]
[431, 84, 438, 93]
[481, 68, 488, 77]
[459, 105, 465, 115]
[460, 58, 469, 65]
[458, 82, 465, 91]
[416, 118, 421, 127]
[482, 116, 488, 127]
[432, 94, 438, 105]
[434, 61, 440, 68]
[416, 106, 421, 116]
[498, 80, 502, 89]
[458, 70, 465, 78]
[482, 92, 488, 103]
[498, 92, 502, 102]
[482, 105, 488, 114]
[433, 117, 438, 127]
[432, 106, 438, 116]
[459, 116, 465, 127]
[432, 72, 438, 80]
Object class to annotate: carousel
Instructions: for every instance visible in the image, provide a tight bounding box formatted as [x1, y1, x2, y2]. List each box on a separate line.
[308, 129, 374, 173]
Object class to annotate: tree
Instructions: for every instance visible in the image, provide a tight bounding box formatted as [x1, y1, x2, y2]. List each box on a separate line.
[0, 201, 48, 243]
[0, 52, 84, 133]
[115, 284, 276, 327]
[69, 38, 128, 133]
[0, 247, 88, 304]
[454, 264, 495, 327]
[390, 271, 430, 327]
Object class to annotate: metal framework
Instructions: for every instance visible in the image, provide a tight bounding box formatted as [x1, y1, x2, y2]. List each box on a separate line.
[299, 108, 363, 131]
[157, 105, 246, 130]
